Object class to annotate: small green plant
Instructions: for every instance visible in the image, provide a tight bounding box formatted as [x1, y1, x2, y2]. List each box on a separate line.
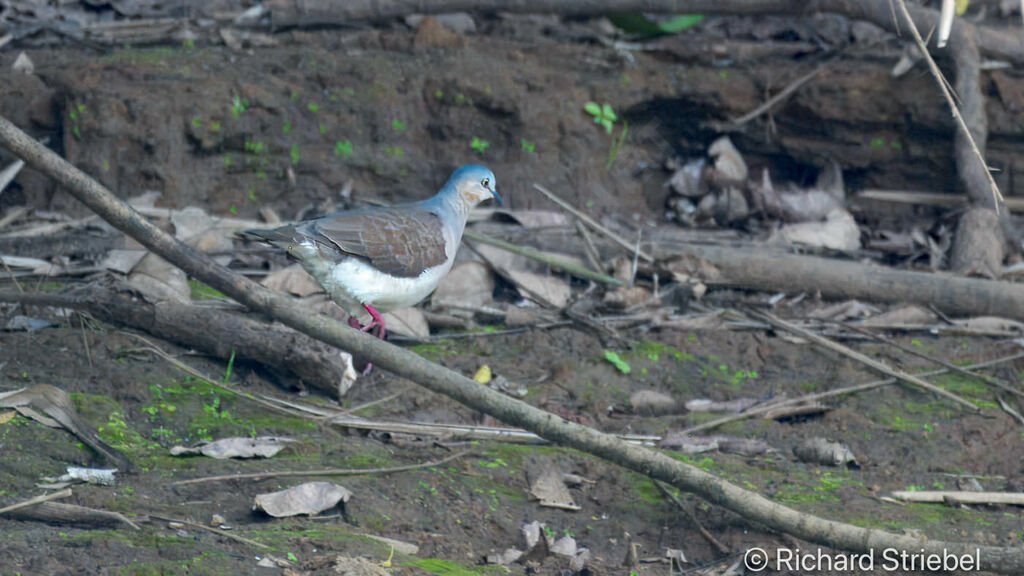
[244, 140, 266, 155]
[520, 139, 535, 153]
[192, 117, 202, 128]
[384, 146, 404, 157]
[282, 120, 291, 134]
[290, 144, 300, 165]
[307, 102, 319, 113]
[470, 137, 490, 154]
[435, 89, 444, 99]
[210, 121, 221, 132]
[231, 96, 247, 119]
[335, 140, 353, 159]
[584, 102, 617, 134]
[319, 124, 327, 135]
[223, 154, 233, 167]
[584, 102, 628, 168]
[222, 350, 236, 383]
[603, 350, 631, 375]
[392, 119, 406, 131]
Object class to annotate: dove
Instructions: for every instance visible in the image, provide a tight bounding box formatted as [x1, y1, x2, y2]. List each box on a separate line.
[244, 164, 500, 339]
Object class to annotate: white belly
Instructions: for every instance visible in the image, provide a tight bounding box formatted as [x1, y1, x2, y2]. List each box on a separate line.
[315, 257, 454, 314]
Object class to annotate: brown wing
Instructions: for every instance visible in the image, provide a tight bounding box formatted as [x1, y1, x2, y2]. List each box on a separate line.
[309, 206, 448, 278]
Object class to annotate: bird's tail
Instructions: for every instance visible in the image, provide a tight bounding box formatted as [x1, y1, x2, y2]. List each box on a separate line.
[237, 226, 296, 246]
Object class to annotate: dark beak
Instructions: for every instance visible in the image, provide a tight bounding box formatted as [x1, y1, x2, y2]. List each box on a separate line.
[491, 188, 503, 206]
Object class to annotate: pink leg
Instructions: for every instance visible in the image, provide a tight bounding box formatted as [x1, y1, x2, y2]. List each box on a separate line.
[347, 316, 362, 329]
[360, 304, 387, 340]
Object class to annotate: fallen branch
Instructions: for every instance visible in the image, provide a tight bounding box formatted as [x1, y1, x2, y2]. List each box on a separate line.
[5, 116, 1024, 572]
[533, 184, 654, 263]
[890, 491, 1024, 505]
[0, 284, 354, 397]
[0, 488, 72, 516]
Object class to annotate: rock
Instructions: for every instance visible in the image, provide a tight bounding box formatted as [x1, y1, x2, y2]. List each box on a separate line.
[413, 16, 464, 49]
[603, 285, 651, 309]
[406, 12, 476, 35]
[667, 158, 706, 198]
[12, 52, 34, 75]
[432, 261, 495, 309]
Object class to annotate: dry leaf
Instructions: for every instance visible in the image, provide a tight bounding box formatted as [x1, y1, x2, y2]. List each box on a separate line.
[381, 308, 430, 339]
[0, 385, 130, 469]
[262, 264, 322, 297]
[253, 481, 352, 517]
[432, 261, 495, 309]
[774, 208, 861, 251]
[170, 436, 294, 459]
[529, 466, 580, 510]
[129, 253, 191, 302]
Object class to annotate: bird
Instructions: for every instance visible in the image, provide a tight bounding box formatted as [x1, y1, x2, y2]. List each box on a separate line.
[243, 164, 501, 340]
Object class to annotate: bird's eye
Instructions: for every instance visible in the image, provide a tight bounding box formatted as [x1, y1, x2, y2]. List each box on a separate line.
[481, 178, 490, 188]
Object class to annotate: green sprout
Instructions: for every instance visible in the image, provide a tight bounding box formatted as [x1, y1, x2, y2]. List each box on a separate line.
[335, 140, 353, 159]
[307, 102, 319, 113]
[384, 146, 404, 157]
[282, 120, 291, 134]
[584, 102, 617, 134]
[290, 144, 300, 165]
[392, 119, 406, 131]
[521, 139, 536, 153]
[603, 350, 631, 374]
[470, 137, 490, 154]
[231, 96, 247, 119]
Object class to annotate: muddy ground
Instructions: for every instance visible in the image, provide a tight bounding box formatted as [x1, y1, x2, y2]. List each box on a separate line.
[1, 11, 1024, 576]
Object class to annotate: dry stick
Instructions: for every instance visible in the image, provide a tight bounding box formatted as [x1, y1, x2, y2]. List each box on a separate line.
[748, 308, 979, 411]
[681, 352, 1024, 436]
[462, 228, 620, 285]
[839, 321, 1024, 398]
[654, 480, 730, 555]
[892, 0, 1002, 212]
[147, 513, 270, 549]
[729, 63, 829, 126]
[173, 451, 469, 487]
[0, 488, 72, 516]
[3, 118, 1024, 572]
[574, 220, 605, 275]
[857, 189, 1024, 211]
[532, 184, 654, 263]
[890, 491, 1024, 505]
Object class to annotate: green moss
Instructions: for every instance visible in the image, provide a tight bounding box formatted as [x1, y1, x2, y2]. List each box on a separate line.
[406, 558, 504, 575]
[188, 279, 229, 301]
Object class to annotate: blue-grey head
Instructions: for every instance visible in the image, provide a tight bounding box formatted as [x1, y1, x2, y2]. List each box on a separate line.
[445, 164, 502, 207]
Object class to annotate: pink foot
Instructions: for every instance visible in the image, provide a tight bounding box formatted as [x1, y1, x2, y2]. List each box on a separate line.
[360, 304, 387, 340]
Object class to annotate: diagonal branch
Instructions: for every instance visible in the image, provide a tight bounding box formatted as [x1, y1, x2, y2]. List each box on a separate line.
[2, 115, 1024, 572]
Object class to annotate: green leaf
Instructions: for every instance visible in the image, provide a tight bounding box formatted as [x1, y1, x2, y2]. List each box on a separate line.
[584, 102, 602, 117]
[603, 350, 631, 374]
[658, 14, 706, 33]
[602, 104, 617, 122]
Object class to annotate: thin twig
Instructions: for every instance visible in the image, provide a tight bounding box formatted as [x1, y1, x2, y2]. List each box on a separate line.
[893, 0, 1003, 210]
[462, 228, 620, 285]
[575, 220, 604, 274]
[839, 321, 1024, 398]
[532, 184, 654, 262]
[0, 488, 72, 515]
[654, 480, 730, 554]
[121, 333, 313, 419]
[681, 352, 1024, 435]
[748, 308, 979, 411]
[729, 63, 829, 126]
[147, 513, 270, 549]
[172, 451, 470, 486]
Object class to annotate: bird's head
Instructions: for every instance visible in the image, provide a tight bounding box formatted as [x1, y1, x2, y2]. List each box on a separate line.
[447, 164, 502, 207]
